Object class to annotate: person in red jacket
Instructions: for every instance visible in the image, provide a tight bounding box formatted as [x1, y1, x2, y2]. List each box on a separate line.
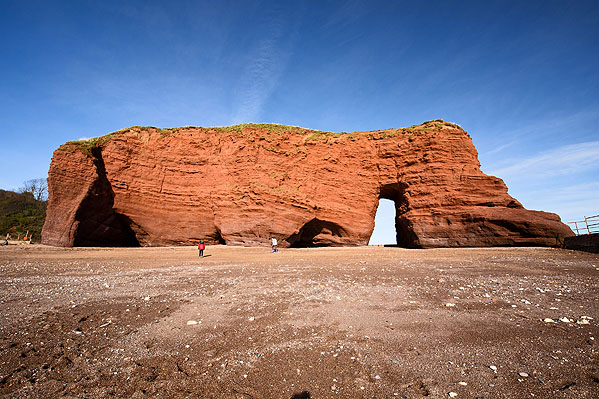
[198, 240, 205, 258]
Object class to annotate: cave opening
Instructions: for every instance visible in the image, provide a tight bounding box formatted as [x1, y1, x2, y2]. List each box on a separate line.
[211, 229, 226, 245]
[370, 183, 417, 248]
[287, 218, 347, 248]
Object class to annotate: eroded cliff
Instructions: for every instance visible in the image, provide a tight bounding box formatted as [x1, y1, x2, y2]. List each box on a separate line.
[42, 121, 573, 247]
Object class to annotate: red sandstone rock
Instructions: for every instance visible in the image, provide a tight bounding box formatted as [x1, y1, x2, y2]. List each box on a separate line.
[42, 121, 573, 248]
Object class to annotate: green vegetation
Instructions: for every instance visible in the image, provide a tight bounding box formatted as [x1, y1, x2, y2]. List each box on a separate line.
[62, 127, 133, 157]
[210, 123, 330, 136]
[61, 120, 464, 158]
[0, 189, 47, 242]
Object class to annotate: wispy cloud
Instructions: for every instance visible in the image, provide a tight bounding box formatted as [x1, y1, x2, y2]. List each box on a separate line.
[514, 182, 599, 222]
[482, 107, 599, 153]
[483, 139, 518, 156]
[230, 8, 296, 124]
[488, 140, 599, 180]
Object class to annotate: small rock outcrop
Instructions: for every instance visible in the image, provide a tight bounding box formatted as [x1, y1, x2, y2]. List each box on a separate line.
[42, 121, 573, 247]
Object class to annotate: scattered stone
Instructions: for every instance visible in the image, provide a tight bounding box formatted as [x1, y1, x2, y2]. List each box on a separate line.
[144, 296, 150, 301]
[518, 372, 529, 377]
[543, 318, 557, 323]
[449, 392, 458, 397]
[458, 381, 467, 386]
[489, 365, 497, 373]
[445, 303, 456, 307]
[248, 316, 255, 321]
[187, 320, 199, 325]
[559, 317, 571, 323]
[577, 319, 590, 325]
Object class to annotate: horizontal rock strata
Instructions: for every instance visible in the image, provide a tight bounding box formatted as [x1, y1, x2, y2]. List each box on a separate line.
[42, 121, 573, 247]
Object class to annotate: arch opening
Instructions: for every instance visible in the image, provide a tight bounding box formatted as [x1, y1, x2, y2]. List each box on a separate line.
[369, 199, 396, 245]
[370, 183, 418, 248]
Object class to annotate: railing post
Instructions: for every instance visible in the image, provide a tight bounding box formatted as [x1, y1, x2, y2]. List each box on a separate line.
[585, 217, 590, 234]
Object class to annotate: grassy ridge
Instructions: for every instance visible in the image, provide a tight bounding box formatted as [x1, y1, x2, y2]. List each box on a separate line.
[61, 120, 464, 156]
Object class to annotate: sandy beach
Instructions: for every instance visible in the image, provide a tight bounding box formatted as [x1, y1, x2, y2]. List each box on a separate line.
[0, 245, 597, 398]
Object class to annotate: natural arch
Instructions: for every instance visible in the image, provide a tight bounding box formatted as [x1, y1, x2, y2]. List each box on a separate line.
[377, 183, 418, 248]
[369, 198, 396, 245]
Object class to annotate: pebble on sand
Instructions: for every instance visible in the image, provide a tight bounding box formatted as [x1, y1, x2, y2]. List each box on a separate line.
[448, 392, 458, 397]
[187, 320, 199, 325]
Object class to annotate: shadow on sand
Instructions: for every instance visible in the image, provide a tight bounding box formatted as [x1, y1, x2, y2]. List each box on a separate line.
[291, 392, 310, 399]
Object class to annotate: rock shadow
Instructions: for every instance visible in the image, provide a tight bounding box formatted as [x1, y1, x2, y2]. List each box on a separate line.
[287, 218, 346, 247]
[73, 148, 140, 247]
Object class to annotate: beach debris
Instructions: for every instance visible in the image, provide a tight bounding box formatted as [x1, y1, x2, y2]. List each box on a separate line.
[518, 372, 529, 377]
[187, 320, 199, 325]
[448, 392, 458, 397]
[489, 365, 497, 373]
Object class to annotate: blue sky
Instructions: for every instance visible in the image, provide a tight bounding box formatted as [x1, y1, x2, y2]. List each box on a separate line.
[1, 0, 597, 244]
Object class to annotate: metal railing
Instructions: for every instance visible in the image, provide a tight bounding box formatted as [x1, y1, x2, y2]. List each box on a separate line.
[568, 214, 599, 235]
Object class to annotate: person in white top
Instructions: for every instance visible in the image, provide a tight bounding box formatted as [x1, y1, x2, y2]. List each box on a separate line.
[271, 237, 278, 252]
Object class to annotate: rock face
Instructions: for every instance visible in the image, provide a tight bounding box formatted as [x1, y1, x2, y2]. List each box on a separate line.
[42, 121, 573, 248]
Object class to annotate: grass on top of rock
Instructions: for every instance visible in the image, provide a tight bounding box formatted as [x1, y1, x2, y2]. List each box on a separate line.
[62, 120, 464, 156]
[210, 123, 331, 136]
[63, 126, 174, 156]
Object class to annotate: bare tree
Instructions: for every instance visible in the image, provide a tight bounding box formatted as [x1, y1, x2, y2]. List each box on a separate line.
[19, 178, 48, 201]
